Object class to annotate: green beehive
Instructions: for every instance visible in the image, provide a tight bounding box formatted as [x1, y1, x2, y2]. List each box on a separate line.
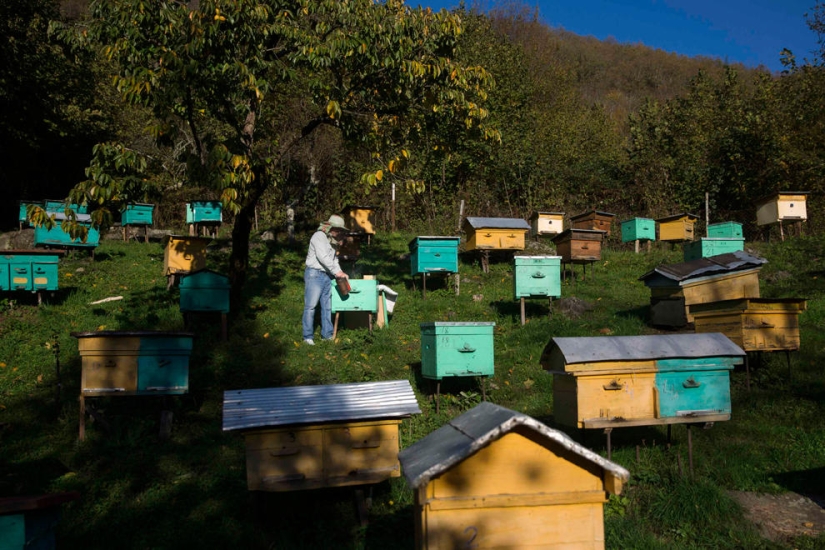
[683, 238, 744, 262]
[185, 200, 222, 224]
[0, 251, 61, 293]
[707, 222, 743, 239]
[33, 214, 99, 250]
[420, 322, 495, 380]
[513, 256, 561, 299]
[409, 236, 460, 276]
[0, 493, 79, 550]
[122, 203, 155, 226]
[331, 279, 378, 313]
[621, 218, 656, 243]
[180, 269, 230, 313]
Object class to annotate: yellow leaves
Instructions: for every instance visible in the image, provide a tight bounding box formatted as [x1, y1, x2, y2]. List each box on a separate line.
[326, 100, 341, 120]
[263, 333, 269, 338]
[401, 149, 409, 158]
[375, 170, 383, 181]
[0, 362, 5, 368]
[388, 160, 397, 173]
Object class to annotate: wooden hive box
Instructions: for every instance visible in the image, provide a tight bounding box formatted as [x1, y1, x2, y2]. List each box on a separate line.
[222, 380, 421, 492]
[656, 213, 699, 243]
[162, 235, 210, 277]
[398, 402, 629, 550]
[690, 298, 807, 352]
[639, 251, 766, 327]
[551, 228, 605, 263]
[620, 217, 656, 243]
[409, 236, 460, 276]
[682, 238, 745, 262]
[529, 211, 565, 237]
[73, 331, 195, 396]
[541, 334, 745, 429]
[185, 200, 222, 224]
[0, 492, 79, 550]
[343, 204, 378, 235]
[513, 256, 561, 299]
[43, 200, 88, 215]
[179, 269, 230, 313]
[756, 192, 809, 226]
[570, 210, 616, 236]
[707, 221, 743, 239]
[122, 203, 155, 226]
[420, 322, 495, 380]
[0, 250, 64, 294]
[462, 217, 530, 252]
[331, 278, 378, 313]
[33, 213, 100, 250]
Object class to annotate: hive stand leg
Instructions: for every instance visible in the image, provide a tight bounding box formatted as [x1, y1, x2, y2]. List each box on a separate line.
[422, 273, 426, 300]
[79, 395, 86, 441]
[667, 424, 672, 448]
[548, 297, 553, 317]
[144, 226, 149, 243]
[582, 262, 586, 281]
[122, 226, 127, 242]
[480, 377, 486, 401]
[634, 239, 639, 253]
[455, 272, 460, 296]
[604, 428, 613, 460]
[221, 313, 228, 341]
[520, 297, 526, 326]
[354, 488, 370, 527]
[37, 291, 43, 306]
[436, 381, 441, 414]
[159, 409, 174, 440]
[189, 223, 195, 236]
[368, 313, 373, 334]
[333, 312, 340, 339]
[779, 220, 785, 242]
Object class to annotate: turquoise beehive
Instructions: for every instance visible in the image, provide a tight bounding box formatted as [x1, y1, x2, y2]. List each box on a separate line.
[683, 238, 744, 262]
[513, 256, 561, 299]
[0, 250, 63, 300]
[185, 201, 222, 224]
[122, 203, 155, 226]
[620, 218, 656, 243]
[409, 236, 460, 276]
[420, 322, 495, 380]
[707, 221, 743, 239]
[33, 213, 99, 250]
[331, 279, 378, 313]
[180, 269, 230, 313]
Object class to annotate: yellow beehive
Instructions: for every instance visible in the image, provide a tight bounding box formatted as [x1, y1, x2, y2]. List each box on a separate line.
[398, 402, 629, 550]
[162, 235, 211, 276]
[656, 213, 699, 243]
[343, 204, 377, 235]
[691, 298, 807, 352]
[463, 217, 530, 251]
[756, 192, 809, 226]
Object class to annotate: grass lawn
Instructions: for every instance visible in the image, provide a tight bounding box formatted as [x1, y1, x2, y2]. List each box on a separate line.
[1, 229, 824, 549]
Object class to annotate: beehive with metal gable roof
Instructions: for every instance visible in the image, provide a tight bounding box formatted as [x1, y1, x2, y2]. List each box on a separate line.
[398, 402, 629, 550]
[541, 333, 745, 430]
[461, 217, 530, 252]
[223, 380, 420, 492]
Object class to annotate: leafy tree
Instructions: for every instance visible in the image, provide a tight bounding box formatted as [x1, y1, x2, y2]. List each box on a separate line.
[53, 0, 498, 304]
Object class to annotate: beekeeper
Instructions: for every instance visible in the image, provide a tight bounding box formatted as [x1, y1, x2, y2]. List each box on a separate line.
[302, 214, 349, 345]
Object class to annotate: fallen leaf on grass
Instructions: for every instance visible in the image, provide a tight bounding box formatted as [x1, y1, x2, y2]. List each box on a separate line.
[523, 379, 534, 389]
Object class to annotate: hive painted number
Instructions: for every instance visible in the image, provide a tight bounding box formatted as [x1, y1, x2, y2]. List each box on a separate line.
[463, 526, 478, 548]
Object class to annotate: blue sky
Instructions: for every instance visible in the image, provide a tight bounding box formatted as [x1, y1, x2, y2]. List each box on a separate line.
[417, 0, 821, 72]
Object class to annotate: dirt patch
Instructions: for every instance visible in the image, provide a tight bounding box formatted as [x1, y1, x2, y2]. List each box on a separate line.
[729, 490, 825, 543]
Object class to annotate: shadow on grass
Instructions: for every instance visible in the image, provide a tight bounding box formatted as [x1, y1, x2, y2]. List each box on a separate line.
[773, 467, 825, 505]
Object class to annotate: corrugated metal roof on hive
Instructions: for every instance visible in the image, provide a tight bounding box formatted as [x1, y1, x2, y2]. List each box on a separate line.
[463, 217, 531, 230]
[639, 250, 766, 283]
[222, 380, 421, 432]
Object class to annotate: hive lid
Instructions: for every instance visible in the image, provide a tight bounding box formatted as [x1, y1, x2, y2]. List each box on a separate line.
[655, 212, 700, 223]
[408, 236, 460, 249]
[639, 250, 766, 284]
[755, 190, 810, 204]
[463, 217, 530, 230]
[48, 212, 92, 223]
[420, 322, 496, 328]
[1, 249, 67, 257]
[551, 228, 606, 241]
[398, 402, 629, 490]
[71, 330, 196, 339]
[570, 209, 616, 220]
[513, 255, 562, 259]
[222, 380, 421, 431]
[542, 333, 745, 367]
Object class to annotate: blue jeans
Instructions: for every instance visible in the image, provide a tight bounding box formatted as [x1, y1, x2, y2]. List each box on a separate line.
[303, 267, 333, 340]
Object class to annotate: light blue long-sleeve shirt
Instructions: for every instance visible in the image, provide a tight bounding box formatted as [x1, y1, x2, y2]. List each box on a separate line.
[305, 230, 341, 275]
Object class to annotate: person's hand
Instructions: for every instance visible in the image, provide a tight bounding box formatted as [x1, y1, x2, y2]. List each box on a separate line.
[335, 271, 349, 279]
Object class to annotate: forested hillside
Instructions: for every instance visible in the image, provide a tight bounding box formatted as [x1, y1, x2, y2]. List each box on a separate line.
[5, 0, 824, 242]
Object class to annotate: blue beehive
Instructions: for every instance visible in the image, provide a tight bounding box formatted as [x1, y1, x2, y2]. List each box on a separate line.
[620, 218, 656, 243]
[180, 269, 230, 313]
[683, 238, 745, 262]
[409, 236, 460, 276]
[33, 214, 99, 250]
[420, 322, 495, 380]
[17, 201, 41, 228]
[0, 493, 79, 550]
[513, 256, 561, 299]
[122, 203, 155, 226]
[0, 250, 63, 296]
[44, 200, 88, 215]
[185, 201, 222, 224]
[707, 221, 743, 239]
[331, 279, 378, 313]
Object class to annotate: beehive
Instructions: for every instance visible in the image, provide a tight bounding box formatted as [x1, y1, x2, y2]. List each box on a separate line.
[656, 213, 699, 243]
[691, 298, 807, 352]
[570, 210, 616, 236]
[513, 256, 561, 299]
[222, 380, 421, 492]
[0, 492, 79, 550]
[756, 192, 808, 226]
[185, 200, 222, 224]
[551, 228, 605, 263]
[0, 250, 63, 295]
[33, 213, 100, 250]
[529, 211, 565, 237]
[122, 203, 155, 226]
[682, 238, 744, 262]
[398, 402, 629, 550]
[331, 278, 378, 314]
[420, 322, 495, 380]
[462, 217, 530, 251]
[17, 200, 41, 229]
[541, 334, 744, 429]
[179, 269, 230, 314]
[162, 235, 210, 277]
[343, 205, 378, 236]
[639, 251, 766, 327]
[707, 221, 743, 239]
[621, 217, 656, 243]
[409, 236, 460, 276]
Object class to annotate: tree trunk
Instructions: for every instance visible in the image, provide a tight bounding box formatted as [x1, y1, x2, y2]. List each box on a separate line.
[229, 184, 267, 312]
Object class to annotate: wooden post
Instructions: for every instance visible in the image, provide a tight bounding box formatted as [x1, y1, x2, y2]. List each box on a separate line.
[454, 273, 460, 296]
[391, 182, 396, 232]
[779, 220, 785, 241]
[457, 200, 464, 233]
[634, 239, 639, 253]
[520, 297, 526, 326]
[705, 192, 710, 237]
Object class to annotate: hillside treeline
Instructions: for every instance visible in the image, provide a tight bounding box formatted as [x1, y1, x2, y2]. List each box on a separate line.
[4, 0, 824, 239]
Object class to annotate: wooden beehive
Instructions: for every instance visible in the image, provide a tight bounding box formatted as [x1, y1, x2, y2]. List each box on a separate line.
[462, 217, 530, 251]
[690, 298, 807, 352]
[551, 228, 605, 263]
[33, 213, 100, 250]
[409, 236, 460, 276]
[420, 322, 495, 380]
[707, 221, 743, 239]
[17, 200, 41, 229]
[639, 251, 766, 327]
[682, 238, 744, 262]
[541, 334, 744, 429]
[529, 211, 565, 237]
[398, 402, 629, 550]
[0, 492, 80, 550]
[570, 210, 616, 236]
[162, 235, 210, 277]
[513, 256, 561, 299]
[656, 213, 699, 243]
[343, 204, 378, 235]
[0, 250, 64, 295]
[122, 203, 155, 226]
[331, 278, 378, 314]
[185, 200, 222, 224]
[620, 217, 656, 243]
[222, 380, 421, 492]
[756, 192, 809, 226]
[179, 269, 230, 314]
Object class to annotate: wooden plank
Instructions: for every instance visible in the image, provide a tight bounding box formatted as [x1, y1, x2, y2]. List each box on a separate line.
[426, 490, 607, 511]
[582, 413, 730, 429]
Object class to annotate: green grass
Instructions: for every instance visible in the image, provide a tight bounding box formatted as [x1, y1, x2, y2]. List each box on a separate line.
[1, 233, 824, 549]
